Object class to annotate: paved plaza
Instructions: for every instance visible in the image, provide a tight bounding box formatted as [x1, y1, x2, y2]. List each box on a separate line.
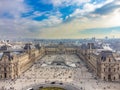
[0, 54, 120, 90]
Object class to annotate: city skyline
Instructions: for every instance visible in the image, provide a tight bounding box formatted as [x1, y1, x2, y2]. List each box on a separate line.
[0, 0, 120, 39]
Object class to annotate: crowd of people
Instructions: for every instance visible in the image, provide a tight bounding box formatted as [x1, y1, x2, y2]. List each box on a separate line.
[22, 66, 74, 82]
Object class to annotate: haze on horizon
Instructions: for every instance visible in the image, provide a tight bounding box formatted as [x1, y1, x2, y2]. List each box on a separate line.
[0, 0, 120, 39]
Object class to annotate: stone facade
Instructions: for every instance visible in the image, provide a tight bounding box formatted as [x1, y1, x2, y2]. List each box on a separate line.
[0, 42, 120, 82]
[79, 43, 120, 82]
[0, 44, 45, 79]
[97, 51, 120, 81]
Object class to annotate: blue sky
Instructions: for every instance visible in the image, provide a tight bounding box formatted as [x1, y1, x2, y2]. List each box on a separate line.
[0, 0, 120, 39]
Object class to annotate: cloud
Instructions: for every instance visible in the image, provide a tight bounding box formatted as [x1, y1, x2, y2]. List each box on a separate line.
[0, 0, 63, 39]
[38, 15, 63, 27]
[38, 9, 120, 39]
[41, 0, 90, 7]
[0, 0, 29, 19]
[69, 0, 115, 18]
[32, 11, 63, 27]
[93, 0, 120, 15]
[33, 11, 44, 17]
[0, 0, 120, 39]
[0, 11, 63, 39]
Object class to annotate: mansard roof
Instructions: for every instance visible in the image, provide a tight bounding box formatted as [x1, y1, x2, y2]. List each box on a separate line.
[0, 52, 3, 59]
[24, 43, 35, 50]
[35, 44, 41, 49]
[0, 45, 11, 51]
[59, 42, 64, 45]
[45, 45, 58, 48]
[81, 44, 88, 49]
[100, 51, 113, 56]
[100, 50, 115, 62]
[2, 51, 14, 61]
[1, 51, 22, 61]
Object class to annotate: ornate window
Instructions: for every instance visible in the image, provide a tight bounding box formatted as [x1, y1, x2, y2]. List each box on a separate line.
[4, 73, 7, 78]
[108, 68, 111, 72]
[104, 77, 105, 80]
[114, 77, 116, 80]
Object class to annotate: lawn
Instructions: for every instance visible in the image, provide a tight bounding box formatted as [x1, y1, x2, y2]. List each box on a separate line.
[40, 87, 66, 90]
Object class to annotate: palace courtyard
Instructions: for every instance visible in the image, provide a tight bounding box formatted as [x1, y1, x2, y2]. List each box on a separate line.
[0, 54, 119, 90]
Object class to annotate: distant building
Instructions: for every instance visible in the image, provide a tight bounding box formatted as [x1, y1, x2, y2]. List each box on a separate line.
[0, 45, 11, 51]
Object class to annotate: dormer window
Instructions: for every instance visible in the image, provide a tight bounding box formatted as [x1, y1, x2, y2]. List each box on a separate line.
[101, 56, 103, 60]
[101, 56, 106, 61]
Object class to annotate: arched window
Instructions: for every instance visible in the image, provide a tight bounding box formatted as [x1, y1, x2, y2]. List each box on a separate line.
[108, 74, 111, 81]
[114, 77, 116, 80]
[4, 73, 7, 78]
[104, 77, 106, 80]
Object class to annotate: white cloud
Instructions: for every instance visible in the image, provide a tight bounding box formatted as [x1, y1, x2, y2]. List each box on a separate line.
[38, 15, 63, 27]
[44, 0, 114, 8]
[33, 11, 44, 17]
[0, 12, 63, 39]
[38, 7, 120, 39]
[115, 0, 120, 5]
[104, 8, 120, 27]
[37, 11, 63, 27]
[0, 0, 120, 39]
[69, 0, 114, 18]
[0, 0, 63, 39]
[42, 0, 90, 7]
[72, 0, 91, 6]
[0, 0, 29, 18]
